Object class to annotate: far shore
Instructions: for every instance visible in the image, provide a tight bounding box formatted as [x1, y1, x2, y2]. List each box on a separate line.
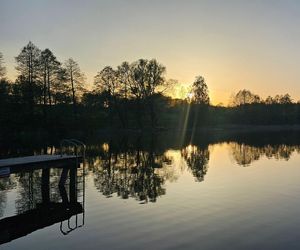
[95, 124, 300, 135]
[2, 124, 300, 147]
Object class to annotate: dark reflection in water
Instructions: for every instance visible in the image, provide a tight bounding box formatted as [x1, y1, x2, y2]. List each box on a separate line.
[0, 178, 17, 218]
[181, 145, 209, 182]
[0, 164, 85, 245]
[13, 168, 84, 214]
[87, 135, 211, 203]
[91, 137, 171, 203]
[83, 131, 300, 203]
[1, 135, 298, 209]
[1, 131, 300, 248]
[230, 143, 300, 166]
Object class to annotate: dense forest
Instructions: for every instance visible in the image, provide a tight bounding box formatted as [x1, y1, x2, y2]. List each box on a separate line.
[1, 42, 300, 140]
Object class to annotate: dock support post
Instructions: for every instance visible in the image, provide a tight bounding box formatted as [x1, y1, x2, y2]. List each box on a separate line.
[69, 167, 77, 203]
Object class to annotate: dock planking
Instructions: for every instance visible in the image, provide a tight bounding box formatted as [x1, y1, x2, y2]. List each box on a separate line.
[0, 155, 82, 169]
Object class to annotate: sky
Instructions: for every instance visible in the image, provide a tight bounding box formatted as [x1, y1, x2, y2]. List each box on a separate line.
[1, 0, 300, 105]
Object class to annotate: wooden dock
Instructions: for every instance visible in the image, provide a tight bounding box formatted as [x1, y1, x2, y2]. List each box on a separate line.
[0, 155, 81, 167]
[0, 155, 83, 175]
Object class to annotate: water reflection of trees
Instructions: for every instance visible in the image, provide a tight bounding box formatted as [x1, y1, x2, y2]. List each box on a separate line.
[181, 145, 209, 182]
[230, 143, 300, 166]
[14, 168, 84, 214]
[90, 137, 212, 203]
[0, 177, 17, 217]
[92, 142, 172, 203]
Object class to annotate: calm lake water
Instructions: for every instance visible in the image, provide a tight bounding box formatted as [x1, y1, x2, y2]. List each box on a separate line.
[1, 131, 300, 249]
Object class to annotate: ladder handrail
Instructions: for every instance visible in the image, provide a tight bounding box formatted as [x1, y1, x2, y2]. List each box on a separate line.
[60, 139, 86, 157]
[69, 139, 86, 149]
[69, 139, 86, 159]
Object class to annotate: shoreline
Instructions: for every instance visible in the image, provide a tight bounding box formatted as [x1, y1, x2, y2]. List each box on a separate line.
[95, 124, 300, 135]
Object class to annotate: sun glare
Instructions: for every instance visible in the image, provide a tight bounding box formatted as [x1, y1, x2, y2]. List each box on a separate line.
[187, 92, 194, 99]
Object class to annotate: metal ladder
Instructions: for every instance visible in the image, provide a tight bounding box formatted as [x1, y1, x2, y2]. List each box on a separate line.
[59, 139, 86, 235]
[60, 139, 86, 158]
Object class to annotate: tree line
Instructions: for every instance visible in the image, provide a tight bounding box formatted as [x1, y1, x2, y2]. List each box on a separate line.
[2, 42, 85, 110]
[1, 41, 300, 138]
[230, 89, 294, 106]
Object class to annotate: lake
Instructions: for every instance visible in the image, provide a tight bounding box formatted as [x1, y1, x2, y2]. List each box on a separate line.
[1, 130, 300, 249]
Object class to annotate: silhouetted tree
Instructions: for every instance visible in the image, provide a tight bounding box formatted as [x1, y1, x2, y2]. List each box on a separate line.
[116, 61, 131, 100]
[116, 62, 133, 127]
[279, 94, 292, 104]
[94, 66, 119, 125]
[264, 94, 292, 105]
[64, 58, 86, 112]
[0, 53, 10, 131]
[233, 89, 260, 106]
[190, 76, 210, 105]
[52, 68, 72, 104]
[15, 42, 42, 108]
[0, 52, 6, 80]
[265, 96, 274, 105]
[94, 66, 117, 95]
[40, 49, 61, 106]
[130, 59, 166, 127]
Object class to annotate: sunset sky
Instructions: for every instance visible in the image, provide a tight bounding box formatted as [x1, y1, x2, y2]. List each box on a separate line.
[1, 0, 300, 105]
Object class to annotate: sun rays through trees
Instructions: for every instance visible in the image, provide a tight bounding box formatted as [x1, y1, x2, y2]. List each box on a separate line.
[1, 41, 300, 138]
